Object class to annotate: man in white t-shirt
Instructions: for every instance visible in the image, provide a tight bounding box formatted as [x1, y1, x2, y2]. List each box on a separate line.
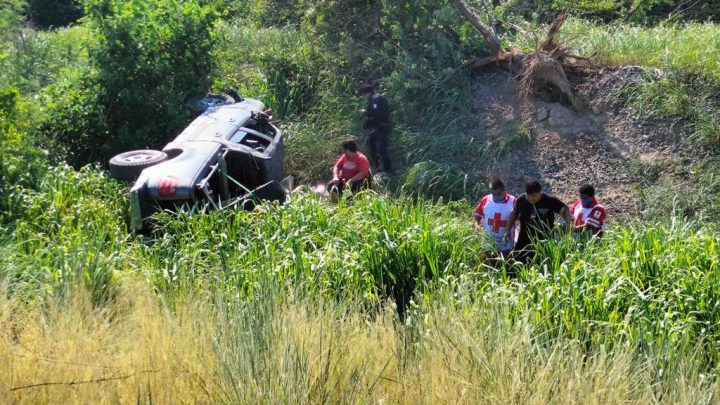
[474, 179, 516, 259]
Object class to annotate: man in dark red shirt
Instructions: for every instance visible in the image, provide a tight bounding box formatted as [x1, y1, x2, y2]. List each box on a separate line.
[328, 140, 371, 201]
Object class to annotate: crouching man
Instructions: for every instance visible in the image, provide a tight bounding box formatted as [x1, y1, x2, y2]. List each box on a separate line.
[474, 179, 516, 259]
[328, 140, 371, 202]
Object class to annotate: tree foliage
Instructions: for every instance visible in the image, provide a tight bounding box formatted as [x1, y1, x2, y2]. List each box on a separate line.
[0, 87, 46, 220]
[39, 0, 220, 167]
[39, 69, 107, 167]
[0, 0, 25, 44]
[86, 0, 219, 152]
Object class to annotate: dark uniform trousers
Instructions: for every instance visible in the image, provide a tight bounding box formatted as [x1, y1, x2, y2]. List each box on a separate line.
[366, 124, 392, 172]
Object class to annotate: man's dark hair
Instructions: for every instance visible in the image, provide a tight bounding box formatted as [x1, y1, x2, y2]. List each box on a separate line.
[360, 85, 374, 95]
[579, 183, 595, 197]
[490, 178, 505, 191]
[525, 180, 542, 194]
[341, 139, 359, 152]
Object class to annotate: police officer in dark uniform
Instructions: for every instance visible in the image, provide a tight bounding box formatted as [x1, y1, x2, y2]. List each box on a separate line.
[360, 85, 393, 173]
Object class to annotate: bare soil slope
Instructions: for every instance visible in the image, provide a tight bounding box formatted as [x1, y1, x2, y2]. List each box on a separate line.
[469, 66, 689, 217]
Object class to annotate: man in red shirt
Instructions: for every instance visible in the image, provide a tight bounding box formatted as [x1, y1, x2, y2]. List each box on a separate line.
[569, 184, 606, 237]
[328, 140, 371, 201]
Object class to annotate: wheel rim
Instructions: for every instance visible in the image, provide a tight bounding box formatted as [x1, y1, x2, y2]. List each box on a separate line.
[121, 152, 156, 163]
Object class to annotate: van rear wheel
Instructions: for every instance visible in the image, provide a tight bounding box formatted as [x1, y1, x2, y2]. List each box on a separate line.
[109, 150, 168, 181]
[185, 93, 235, 113]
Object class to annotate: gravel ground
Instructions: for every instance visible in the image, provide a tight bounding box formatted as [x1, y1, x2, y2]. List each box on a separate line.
[467, 66, 691, 218]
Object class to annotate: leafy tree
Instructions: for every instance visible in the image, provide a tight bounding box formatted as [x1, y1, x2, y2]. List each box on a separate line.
[41, 0, 220, 166]
[0, 0, 25, 44]
[0, 87, 46, 220]
[85, 0, 219, 152]
[39, 69, 108, 167]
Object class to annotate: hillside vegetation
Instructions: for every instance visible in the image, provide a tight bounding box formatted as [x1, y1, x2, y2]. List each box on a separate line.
[2, 0, 720, 402]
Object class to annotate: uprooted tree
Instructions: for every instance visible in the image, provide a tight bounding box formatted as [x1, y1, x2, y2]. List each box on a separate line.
[451, 0, 589, 112]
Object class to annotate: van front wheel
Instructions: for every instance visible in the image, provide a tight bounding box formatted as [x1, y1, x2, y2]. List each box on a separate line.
[109, 150, 168, 181]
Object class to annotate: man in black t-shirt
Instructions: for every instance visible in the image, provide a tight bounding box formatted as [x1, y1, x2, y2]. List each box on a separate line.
[503, 181, 572, 263]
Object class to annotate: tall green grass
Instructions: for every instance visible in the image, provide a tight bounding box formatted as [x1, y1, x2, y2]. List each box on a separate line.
[212, 21, 481, 187]
[5, 280, 718, 402]
[4, 12, 720, 401]
[620, 73, 720, 145]
[561, 19, 720, 81]
[144, 192, 485, 313]
[3, 168, 720, 371]
[1, 166, 128, 305]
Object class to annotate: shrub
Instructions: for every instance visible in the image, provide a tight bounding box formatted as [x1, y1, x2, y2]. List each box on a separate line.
[79, 0, 220, 162]
[0, 87, 47, 221]
[1, 25, 94, 94]
[0, 0, 24, 44]
[39, 69, 108, 168]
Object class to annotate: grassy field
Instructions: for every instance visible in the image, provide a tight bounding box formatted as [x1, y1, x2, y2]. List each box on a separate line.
[4, 281, 719, 403]
[562, 19, 720, 81]
[1, 168, 720, 402]
[4, 3, 720, 401]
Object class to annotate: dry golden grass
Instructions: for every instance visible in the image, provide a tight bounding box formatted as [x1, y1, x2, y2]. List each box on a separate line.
[1, 281, 718, 404]
[0, 281, 220, 403]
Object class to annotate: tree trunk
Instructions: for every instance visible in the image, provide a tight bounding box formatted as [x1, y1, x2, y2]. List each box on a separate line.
[450, 0, 501, 56]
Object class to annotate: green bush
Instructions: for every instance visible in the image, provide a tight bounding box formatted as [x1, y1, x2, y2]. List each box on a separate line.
[0, 26, 94, 94]
[39, 69, 108, 168]
[0, 0, 24, 44]
[77, 0, 219, 162]
[0, 87, 47, 222]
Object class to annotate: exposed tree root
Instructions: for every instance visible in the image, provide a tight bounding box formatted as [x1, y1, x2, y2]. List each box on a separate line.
[451, 4, 593, 112]
[521, 53, 588, 112]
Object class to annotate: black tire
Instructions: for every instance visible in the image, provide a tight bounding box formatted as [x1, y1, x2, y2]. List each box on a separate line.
[185, 93, 235, 113]
[109, 150, 168, 181]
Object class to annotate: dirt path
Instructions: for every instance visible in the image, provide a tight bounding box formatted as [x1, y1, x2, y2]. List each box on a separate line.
[467, 66, 689, 218]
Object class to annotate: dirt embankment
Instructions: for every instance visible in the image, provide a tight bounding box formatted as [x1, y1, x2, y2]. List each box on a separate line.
[467, 66, 690, 218]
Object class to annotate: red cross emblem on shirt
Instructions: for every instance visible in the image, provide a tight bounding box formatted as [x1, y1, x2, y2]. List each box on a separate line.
[488, 212, 507, 233]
